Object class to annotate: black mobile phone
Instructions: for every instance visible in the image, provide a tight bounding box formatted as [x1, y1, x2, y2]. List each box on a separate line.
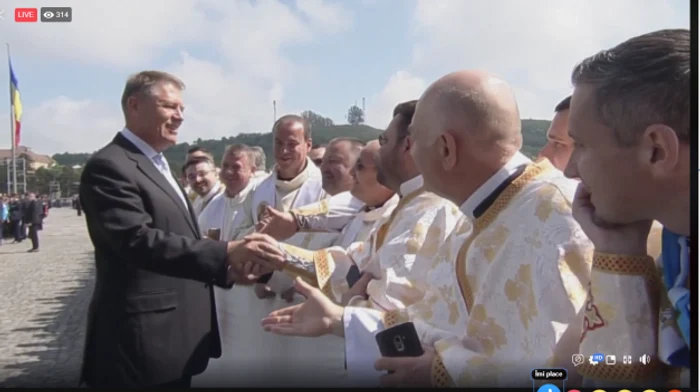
[346, 265, 363, 288]
[375, 321, 424, 358]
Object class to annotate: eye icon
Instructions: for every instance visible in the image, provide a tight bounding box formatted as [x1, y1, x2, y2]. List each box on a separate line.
[43, 11, 54, 19]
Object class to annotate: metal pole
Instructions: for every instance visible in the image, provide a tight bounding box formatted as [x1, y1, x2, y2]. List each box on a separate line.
[21, 157, 26, 194]
[5, 158, 9, 194]
[7, 43, 17, 194]
[362, 97, 366, 122]
[273, 100, 277, 121]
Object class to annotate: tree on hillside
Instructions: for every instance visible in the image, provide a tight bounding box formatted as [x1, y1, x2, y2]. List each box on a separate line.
[346, 105, 365, 125]
[18, 165, 82, 196]
[52, 152, 92, 167]
[301, 110, 334, 128]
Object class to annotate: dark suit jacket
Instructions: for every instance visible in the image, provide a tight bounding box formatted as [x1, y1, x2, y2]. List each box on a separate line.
[25, 199, 44, 228]
[20, 199, 29, 222]
[9, 201, 22, 221]
[79, 133, 231, 387]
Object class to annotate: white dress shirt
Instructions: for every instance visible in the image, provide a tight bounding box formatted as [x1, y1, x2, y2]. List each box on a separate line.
[120, 128, 189, 210]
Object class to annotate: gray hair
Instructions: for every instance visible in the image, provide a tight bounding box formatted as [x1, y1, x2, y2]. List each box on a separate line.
[221, 144, 255, 166]
[250, 146, 266, 170]
[120, 70, 185, 114]
[571, 28, 690, 145]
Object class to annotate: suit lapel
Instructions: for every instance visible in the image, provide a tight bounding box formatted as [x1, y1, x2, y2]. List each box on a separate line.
[115, 134, 198, 236]
[182, 185, 202, 239]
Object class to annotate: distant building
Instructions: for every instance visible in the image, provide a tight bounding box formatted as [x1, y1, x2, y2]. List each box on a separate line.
[0, 146, 56, 171]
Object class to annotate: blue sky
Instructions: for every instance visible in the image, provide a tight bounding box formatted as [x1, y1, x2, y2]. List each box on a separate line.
[0, 0, 690, 154]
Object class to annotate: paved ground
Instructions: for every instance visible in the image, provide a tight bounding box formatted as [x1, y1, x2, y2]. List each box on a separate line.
[0, 208, 94, 387]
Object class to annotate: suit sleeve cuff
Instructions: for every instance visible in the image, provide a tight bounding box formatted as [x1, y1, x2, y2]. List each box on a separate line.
[212, 240, 232, 288]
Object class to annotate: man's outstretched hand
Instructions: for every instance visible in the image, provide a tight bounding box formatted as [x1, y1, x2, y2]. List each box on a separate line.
[260, 277, 345, 337]
[255, 206, 299, 240]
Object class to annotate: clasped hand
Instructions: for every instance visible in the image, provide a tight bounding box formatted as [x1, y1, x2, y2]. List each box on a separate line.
[255, 206, 298, 241]
[225, 233, 287, 285]
[253, 207, 299, 300]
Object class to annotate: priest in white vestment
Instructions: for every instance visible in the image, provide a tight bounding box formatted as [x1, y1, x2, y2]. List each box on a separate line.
[191, 144, 258, 386]
[185, 146, 219, 202]
[220, 116, 361, 386]
[258, 140, 397, 250]
[184, 156, 223, 217]
[261, 71, 594, 388]
[271, 105, 461, 313]
[250, 137, 366, 295]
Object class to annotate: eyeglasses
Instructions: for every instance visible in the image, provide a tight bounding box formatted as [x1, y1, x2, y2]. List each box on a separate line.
[186, 170, 214, 181]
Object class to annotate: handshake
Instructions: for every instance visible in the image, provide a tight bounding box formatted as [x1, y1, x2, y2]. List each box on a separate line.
[217, 232, 288, 285]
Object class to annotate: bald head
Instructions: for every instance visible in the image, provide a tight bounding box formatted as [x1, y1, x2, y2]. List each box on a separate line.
[320, 137, 364, 195]
[363, 139, 381, 158]
[421, 70, 522, 152]
[410, 70, 524, 204]
[352, 139, 394, 206]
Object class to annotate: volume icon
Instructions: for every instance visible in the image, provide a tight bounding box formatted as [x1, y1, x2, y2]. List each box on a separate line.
[639, 354, 651, 365]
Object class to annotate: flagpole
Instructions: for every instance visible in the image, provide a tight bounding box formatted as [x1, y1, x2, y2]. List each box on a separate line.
[7, 43, 16, 194]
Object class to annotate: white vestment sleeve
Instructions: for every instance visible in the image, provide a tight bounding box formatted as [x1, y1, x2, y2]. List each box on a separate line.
[343, 306, 386, 386]
[293, 192, 364, 232]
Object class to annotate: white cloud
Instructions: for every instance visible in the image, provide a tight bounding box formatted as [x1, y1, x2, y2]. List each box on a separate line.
[1, 97, 122, 154]
[165, 52, 284, 142]
[0, 0, 353, 153]
[365, 71, 427, 129]
[295, 0, 353, 33]
[378, 0, 689, 120]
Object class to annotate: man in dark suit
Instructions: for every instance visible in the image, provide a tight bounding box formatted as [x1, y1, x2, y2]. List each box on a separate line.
[20, 193, 29, 240]
[24, 192, 43, 252]
[79, 70, 287, 388]
[9, 194, 23, 243]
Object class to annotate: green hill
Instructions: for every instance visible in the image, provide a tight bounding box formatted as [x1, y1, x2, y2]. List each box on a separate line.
[520, 119, 551, 158]
[52, 120, 551, 172]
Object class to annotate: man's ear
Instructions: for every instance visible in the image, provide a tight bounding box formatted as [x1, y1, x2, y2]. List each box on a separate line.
[640, 124, 680, 175]
[440, 132, 458, 171]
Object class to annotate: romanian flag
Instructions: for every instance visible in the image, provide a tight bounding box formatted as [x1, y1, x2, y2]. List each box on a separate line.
[9, 59, 22, 147]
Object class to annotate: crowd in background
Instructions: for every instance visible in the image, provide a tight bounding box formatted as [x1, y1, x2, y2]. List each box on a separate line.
[0, 192, 49, 251]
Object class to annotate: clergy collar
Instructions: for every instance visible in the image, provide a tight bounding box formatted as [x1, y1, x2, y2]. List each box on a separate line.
[225, 180, 254, 203]
[399, 175, 423, 197]
[362, 193, 399, 212]
[459, 152, 531, 219]
[121, 127, 160, 159]
[363, 194, 400, 222]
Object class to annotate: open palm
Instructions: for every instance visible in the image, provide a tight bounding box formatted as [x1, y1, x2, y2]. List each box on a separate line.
[261, 277, 344, 337]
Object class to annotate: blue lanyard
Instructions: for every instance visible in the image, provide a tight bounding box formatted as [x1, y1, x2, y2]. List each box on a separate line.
[661, 228, 691, 366]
